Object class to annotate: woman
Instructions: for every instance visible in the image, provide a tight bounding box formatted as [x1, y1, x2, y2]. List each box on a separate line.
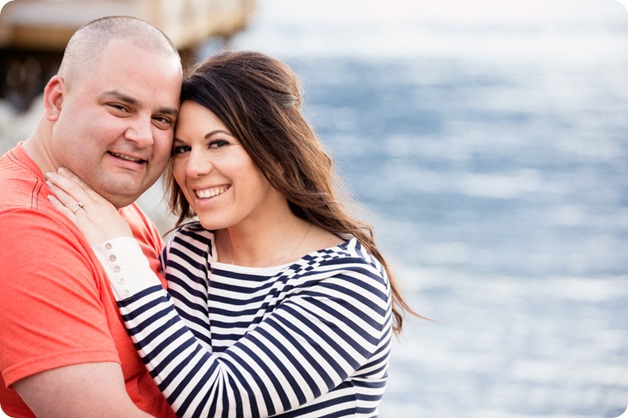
[47, 51, 417, 417]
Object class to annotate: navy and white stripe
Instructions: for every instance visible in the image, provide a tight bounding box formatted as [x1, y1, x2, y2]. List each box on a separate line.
[116, 222, 392, 417]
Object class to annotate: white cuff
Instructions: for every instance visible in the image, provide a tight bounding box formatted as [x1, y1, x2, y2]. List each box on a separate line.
[92, 237, 161, 301]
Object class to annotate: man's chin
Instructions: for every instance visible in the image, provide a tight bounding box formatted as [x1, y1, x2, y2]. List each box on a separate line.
[98, 187, 145, 209]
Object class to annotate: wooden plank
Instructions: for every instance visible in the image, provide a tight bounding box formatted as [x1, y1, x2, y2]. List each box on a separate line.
[0, 0, 255, 51]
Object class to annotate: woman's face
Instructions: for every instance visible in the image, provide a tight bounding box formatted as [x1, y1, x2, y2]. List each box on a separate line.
[172, 100, 280, 230]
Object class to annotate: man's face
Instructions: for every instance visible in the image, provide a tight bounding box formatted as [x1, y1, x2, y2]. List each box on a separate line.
[50, 38, 182, 208]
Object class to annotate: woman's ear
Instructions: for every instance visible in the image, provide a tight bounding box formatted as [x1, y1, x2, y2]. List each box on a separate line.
[43, 76, 65, 121]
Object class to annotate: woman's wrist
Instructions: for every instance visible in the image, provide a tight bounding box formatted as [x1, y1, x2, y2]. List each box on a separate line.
[92, 237, 161, 300]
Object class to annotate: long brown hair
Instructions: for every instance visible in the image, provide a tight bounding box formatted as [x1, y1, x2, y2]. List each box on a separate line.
[164, 50, 418, 334]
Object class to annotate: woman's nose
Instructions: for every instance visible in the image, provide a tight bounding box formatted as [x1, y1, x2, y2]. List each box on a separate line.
[186, 149, 212, 177]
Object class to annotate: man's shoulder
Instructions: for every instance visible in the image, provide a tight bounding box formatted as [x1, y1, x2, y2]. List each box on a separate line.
[119, 203, 163, 241]
[118, 202, 150, 223]
[0, 143, 47, 211]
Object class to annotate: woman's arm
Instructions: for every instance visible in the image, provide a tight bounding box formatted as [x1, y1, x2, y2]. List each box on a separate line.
[46, 168, 391, 418]
[97, 235, 390, 418]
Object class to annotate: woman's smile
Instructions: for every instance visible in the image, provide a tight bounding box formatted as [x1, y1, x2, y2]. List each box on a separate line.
[194, 185, 230, 199]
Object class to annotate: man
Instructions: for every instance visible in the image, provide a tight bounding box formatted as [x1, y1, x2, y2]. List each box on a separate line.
[0, 16, 182, 417]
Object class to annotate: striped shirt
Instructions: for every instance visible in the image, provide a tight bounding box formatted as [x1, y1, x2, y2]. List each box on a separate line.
[97, 222, 393, 418]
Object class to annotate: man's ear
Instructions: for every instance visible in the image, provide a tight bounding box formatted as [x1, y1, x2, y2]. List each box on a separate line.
[43, 76, 65, 121]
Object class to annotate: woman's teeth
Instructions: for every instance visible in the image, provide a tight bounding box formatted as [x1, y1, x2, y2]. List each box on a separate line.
[196, 186, 228, 199]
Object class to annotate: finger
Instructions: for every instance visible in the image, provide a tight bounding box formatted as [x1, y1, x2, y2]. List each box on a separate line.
[46, 171, 90, 205]
[45, 174, 86, 212]
[56, 167, 102, 203]
[57, 167, 87, 188]
[47, 194, 78, 225]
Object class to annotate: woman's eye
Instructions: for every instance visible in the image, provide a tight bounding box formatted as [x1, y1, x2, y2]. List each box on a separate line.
[208, 139, 230, 149]
[171, 145, 191, 156]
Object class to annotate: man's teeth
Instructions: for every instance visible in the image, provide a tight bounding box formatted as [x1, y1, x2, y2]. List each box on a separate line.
[110, 152, 143, 163]
[196, 186, 228, 199]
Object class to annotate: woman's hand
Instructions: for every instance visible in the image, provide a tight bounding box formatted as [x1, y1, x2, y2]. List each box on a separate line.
[46, 167, 133, 245]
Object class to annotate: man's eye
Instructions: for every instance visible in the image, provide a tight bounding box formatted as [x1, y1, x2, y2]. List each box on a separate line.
[171, 145, 191, 156]
[108, 103, 130, 112]
[153, 116, 174, 130]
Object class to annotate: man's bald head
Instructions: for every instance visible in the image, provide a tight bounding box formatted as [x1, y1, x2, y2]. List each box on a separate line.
[58, 16, 180, 89]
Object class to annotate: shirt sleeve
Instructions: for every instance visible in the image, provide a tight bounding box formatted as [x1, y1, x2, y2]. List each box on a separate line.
[0, 210, 121, 387]
[95, 238, 391, 418]
[92, 237, 161, 300]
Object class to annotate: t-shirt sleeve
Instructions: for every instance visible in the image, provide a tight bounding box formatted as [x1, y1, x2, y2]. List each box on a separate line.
[0, 209, 120, 387]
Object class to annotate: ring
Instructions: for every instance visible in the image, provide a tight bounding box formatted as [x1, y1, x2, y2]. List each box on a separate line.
[71, 201, 85, 214]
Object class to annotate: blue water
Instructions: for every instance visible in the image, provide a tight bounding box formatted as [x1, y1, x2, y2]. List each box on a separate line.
[299, 55, 628, 278]
[220, 1, 628, 416]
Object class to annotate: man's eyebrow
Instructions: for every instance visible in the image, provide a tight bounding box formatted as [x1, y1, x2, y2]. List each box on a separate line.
[98, 90, 179, 116]
[98, 90, 139, 106]
[159, 107, 179, 117]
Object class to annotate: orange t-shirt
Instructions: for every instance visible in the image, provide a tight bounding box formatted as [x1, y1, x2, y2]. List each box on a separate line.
[0, 144, 176, 418]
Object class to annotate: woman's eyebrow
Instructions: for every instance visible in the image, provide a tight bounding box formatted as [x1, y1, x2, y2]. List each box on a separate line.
[204, 130, 233, 139]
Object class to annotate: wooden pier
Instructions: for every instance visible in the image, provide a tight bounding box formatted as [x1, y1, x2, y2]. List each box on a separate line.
[0, 0, 256, 111]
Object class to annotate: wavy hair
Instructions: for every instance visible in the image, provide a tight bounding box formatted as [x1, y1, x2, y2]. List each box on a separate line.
[164, 50, 417, 334]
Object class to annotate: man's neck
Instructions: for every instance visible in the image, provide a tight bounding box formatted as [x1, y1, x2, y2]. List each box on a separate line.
[22, 131, 57, 176]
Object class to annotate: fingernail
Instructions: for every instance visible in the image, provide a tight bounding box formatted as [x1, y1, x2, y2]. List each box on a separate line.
[58, 167, 66, 174]
[45, 172, 54, 179]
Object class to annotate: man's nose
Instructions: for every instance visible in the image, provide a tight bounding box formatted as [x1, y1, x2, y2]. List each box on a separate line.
[125, 117, 154, 147]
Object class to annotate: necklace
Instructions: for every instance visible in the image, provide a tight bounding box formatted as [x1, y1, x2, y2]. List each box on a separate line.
[230, 222, 313, 267]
